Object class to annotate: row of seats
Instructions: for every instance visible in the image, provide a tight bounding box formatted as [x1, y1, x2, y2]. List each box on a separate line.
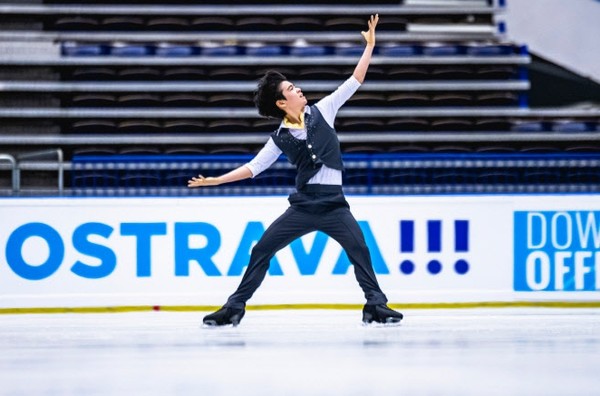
[47, 15, 492, 32]
[60, 118, 599, 134]
[62, 42, 520, 57]
[70, 144, 600, 157]
[64, 91, 522, 107]
[69, 153, 600, 193]
[60, 65, 523, 81]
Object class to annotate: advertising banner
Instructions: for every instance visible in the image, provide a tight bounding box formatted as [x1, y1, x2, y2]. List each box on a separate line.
[1, 195, 599, 308]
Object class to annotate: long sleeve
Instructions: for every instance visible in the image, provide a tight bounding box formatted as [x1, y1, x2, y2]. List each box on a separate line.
[244, 137, 282, 177]
[314, 76, 362, 128]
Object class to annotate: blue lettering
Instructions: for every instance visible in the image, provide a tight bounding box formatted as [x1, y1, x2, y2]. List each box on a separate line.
[174, 222, 221, 276]
[120, 223, 167, 277]
[515, 211, 600, 291]
[289, 232, 328, 275]
[71, 222, 116, 279]
[332, 221, 389, 275]
[228, 221, 283, 276]
[6, 223, 64, 280]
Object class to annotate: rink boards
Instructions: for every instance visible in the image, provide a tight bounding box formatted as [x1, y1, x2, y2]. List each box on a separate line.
[1, 194, 599, 309]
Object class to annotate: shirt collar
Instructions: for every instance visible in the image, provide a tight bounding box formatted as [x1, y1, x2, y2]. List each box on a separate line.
[278, 106, 311, 132]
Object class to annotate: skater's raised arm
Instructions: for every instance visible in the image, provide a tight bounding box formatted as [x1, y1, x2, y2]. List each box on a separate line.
[353, 14, 379, 84]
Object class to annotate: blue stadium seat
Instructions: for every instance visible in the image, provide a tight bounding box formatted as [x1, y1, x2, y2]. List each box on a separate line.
[289, 44, 331, 57]
[510, 120, 546, 133]
[155, 43, 197, 57]
[62, 42, 108, 56]
[379, 44, 419, 57]
[201, 44, 241, 56]
[466, 44, 514, 56]
[110, 43, 154, 57]
[245, 44, 286, 57]
[334, 44, 364, 56]
[422, 43, 462, 56]
[552, 120, 591, 133]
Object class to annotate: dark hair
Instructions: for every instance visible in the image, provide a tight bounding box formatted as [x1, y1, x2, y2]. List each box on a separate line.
[253, 70, 287, 119]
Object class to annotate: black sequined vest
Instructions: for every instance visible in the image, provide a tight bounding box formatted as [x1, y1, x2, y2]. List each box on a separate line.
[271, 105, 344, 189]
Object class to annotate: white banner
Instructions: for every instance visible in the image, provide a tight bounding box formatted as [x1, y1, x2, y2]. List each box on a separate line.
[1, 194, 599, 308]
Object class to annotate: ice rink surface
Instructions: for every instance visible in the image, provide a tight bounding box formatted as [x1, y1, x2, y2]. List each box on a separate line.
[1, 308, 599, 396]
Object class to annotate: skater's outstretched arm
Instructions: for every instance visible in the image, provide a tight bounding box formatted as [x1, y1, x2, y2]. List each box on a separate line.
[353, 14, 379, 84]
[187, 165, 253, 187]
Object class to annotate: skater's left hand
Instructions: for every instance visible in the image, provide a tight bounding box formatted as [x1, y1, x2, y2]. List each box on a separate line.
[361, 14, 379, 47]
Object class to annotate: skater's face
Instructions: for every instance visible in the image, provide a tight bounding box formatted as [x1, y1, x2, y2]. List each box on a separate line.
[276, 81, 307, 113]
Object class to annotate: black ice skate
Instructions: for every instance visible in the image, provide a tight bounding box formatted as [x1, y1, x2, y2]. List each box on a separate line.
[362, 304, 403, 325]
[203, 307, 246, 327]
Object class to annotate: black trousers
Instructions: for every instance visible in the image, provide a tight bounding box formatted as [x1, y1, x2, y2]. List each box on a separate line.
[224, 185, 388, 309]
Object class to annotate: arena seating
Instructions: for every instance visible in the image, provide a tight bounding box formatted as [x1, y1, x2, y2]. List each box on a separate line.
[0, 0, 598, 195]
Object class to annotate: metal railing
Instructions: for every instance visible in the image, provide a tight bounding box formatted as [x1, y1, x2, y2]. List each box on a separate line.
[0, 153, 18, 192]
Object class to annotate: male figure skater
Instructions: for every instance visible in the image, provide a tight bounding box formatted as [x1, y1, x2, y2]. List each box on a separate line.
[188, 14, 403, 326]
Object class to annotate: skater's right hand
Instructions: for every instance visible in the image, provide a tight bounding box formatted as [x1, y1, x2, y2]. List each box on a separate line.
[187, 174, 221, 188]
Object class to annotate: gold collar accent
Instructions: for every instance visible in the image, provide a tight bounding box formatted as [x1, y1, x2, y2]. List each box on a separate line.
[283, 112, 305, 129]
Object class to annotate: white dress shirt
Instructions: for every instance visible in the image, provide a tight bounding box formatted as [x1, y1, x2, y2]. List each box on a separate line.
[245, 76, 361, 185]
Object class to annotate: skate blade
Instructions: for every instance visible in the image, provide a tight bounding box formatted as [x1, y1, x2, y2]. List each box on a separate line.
[202, 320, 236, 329]
[362, 318, 402, 328]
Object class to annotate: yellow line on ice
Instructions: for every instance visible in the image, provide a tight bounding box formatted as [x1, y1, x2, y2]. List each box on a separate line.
[1, 301, 600, 314]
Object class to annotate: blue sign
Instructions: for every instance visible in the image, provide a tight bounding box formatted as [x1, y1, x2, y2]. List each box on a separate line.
[514, 211, 600, 291]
